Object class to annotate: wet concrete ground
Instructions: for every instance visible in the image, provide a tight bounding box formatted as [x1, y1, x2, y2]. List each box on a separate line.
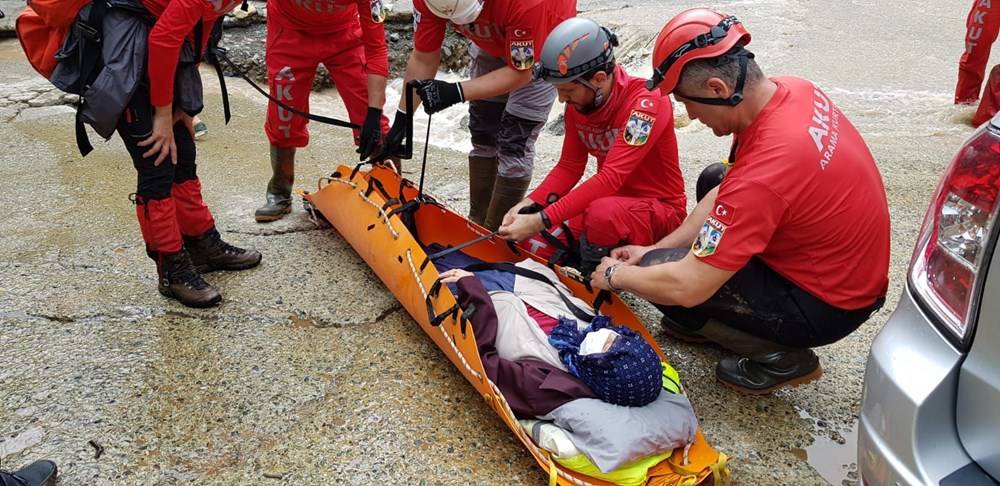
[1, 1, 996, 484]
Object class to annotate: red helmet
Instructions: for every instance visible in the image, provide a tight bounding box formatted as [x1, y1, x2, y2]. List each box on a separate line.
[647, 8, 752, 96]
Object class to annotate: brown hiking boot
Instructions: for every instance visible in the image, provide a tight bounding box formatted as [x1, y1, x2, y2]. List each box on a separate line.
[184, 228, 262, 273]
[715, 349, 823, 395]
[153, 249, 221, 308]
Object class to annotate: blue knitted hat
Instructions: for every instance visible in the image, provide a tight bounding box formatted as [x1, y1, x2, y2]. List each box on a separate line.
[549, 315, 662, 407]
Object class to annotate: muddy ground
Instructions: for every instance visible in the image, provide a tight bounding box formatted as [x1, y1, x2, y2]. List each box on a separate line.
[1, 0, 996, 484]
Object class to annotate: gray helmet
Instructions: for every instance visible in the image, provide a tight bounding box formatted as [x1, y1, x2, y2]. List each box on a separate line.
[535, 18, 619, 85]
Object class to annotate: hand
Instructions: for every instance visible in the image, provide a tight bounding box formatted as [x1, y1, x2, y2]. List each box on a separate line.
[138, 106, 177, 166]
[498, 212, 545, 242]
[412, 79, 464, 114]
[438, 269, 473, 284]
[175, 110, 195, 140]
[381, 109, 409, 158]
[611, 244, 652, 265]
[501, 198, 539, 228]
[357, 107, 383, 161]
[591, 257, 624, 291]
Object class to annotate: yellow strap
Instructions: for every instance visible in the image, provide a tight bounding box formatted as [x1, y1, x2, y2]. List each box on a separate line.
[546, 452, 558, 486]
[710, 453, 731, 486]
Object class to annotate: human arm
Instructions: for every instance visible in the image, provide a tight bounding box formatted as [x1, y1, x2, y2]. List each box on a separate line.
[609, 186, 719, 264]
[592, 254, 734, 307]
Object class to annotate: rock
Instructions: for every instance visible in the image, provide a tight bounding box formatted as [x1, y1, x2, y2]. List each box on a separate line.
[16, 105, 76, 121]
[27, 90, 67, 108]
[8, 91, 38, 103]
[0, 0, 26, 38]
[223, 0, 266, 28]
[0, 106, 18, 122]
[544, 113, 565, 136]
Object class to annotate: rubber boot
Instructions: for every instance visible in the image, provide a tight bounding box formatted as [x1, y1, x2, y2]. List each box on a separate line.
[467, 155, 498, 226]
[184, 227, 262, 273]
[483, 175, 530, 231]
[150, 249, 221, 308]
[255, 146, 295, 222]
[696, 319, 822, 394]
[0, 459, 58, 486]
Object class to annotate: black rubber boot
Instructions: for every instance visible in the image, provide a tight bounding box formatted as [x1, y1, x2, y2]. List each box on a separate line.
[151, 249, 221, 308]
[0, 460, 57, 486]
[696, 162, 727, 202]
[483, 175, 531, 231]
[468, 155, 498, 226]
[660, 315, 711, 344]
[184, 227, 262, 273]
[255, 146, 295, 222]
[715, 349, 822, 395]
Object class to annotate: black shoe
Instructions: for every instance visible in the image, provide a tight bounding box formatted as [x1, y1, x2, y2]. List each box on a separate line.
[184, 228, 262, 273]
[660, 315, 710, 344]
[152, 249, 222, 308]
[715, 349, 822, 395]
[0, 460, 57, 486]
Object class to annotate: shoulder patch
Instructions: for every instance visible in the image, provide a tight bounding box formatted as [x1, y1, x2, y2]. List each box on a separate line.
[692, 217, 726, 258]
[712, 201, 735, 225]
[509, 40, 535, 71]
[623, 110, 655, 146]
[635, 97, 657, 113]
[370, 0, 387, 23]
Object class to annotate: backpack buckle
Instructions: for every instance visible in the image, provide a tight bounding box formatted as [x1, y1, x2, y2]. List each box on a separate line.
[77, 22, 101, 43]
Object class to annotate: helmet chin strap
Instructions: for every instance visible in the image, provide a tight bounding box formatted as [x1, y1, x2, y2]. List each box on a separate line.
[577, 78, 607, 113]
[678, 51, 752, 106]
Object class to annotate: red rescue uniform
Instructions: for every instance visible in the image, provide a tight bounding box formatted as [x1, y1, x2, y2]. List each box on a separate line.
[695, 77, 890, 310]
[957, 0, 1000, 104]
[525, 65, 686, 255]
[413, 0, 575, 70]
[264, 0, 390, 147]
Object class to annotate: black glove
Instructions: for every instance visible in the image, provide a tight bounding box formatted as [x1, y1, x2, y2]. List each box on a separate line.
[412, 79, 465, 115]
[381, 109, 410, 158]
[357, 107, 383, 160]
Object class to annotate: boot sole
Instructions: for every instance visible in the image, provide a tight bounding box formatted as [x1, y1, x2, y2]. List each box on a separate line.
[158, 287, 222, 308]
[716, 365, 824, 395]
[255, 207, 292, 222]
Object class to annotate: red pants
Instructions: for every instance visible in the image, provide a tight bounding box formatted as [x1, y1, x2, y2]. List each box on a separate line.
[957, 0, 1000, 104]
[264, 11, 388, 148]
[523, 196, 685, 260]
[973, 64, 1000, 125]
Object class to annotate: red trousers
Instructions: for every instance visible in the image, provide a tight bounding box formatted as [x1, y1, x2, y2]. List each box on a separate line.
[957, 0, 1000, 104]
[523, 196, 684, 260]
[264, 11, 388, 148]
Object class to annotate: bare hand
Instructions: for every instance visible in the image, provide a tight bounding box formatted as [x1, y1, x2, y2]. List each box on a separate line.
[501, 198, 537, 228]
[498, 213, 544, 242]
[175, 110, 195, 140]
[590, 256, 623, 291]
[611, 244, 652, 265]
[138, 106, 177, 166]
[438, 269, 473, 283]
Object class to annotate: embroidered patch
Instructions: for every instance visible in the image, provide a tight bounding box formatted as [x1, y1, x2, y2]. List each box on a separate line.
[509, 40, 535, 71]
[623, 110, 654, 146]
[692, 217, 726, 258]
[712, 201, 735, 225]
[370, 0, 387, 23]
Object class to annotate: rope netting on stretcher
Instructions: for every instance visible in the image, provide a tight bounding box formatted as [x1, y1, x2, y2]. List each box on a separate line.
[303, 163, 730, 486]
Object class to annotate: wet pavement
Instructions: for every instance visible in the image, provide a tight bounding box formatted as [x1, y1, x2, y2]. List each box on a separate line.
[1, 1, 998, 484]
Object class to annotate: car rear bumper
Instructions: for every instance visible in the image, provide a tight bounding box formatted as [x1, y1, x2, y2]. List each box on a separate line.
[858, 288, 978, 486]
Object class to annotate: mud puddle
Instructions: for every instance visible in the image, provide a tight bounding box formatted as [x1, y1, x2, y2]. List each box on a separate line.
[795, 408, 860, 485]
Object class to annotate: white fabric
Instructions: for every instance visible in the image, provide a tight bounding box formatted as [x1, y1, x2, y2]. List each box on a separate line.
[580, 328, 619, 356]
[490, 292, 567, 371]
[512, 259, 593, 330]
[519, 419, 581, 459]
[425, 0, 483, 23]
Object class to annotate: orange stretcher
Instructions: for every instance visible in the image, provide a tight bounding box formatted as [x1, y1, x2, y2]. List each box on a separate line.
[304, 163, 730, 486]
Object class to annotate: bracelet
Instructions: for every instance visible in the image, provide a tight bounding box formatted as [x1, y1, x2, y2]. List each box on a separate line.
[604, 263, 623, 292]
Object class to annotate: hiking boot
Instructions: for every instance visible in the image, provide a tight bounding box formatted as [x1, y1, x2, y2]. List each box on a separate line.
[184, 227, 262, 273]
[484, 175, 531, 231]
[153, 249, 221, 308]
[0, 460, 57, 486]
[255, 146, 295, 222]
[660, 315, 710, 344]
[715, 349, 822, 395]
[468, 155, 498, 226]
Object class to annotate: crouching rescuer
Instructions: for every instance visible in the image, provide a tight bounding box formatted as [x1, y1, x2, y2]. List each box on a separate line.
[498, 18, 687, 275]
[129, 0, 262, 307]
[592, 8, 890, 394]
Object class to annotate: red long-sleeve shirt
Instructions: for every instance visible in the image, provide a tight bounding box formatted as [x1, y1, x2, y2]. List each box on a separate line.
[268, 0, 389, 75]
[529, 65, 686, 224]
[144, 0, 240, 107]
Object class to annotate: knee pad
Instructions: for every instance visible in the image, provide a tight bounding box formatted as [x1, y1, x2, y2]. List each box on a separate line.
[696, 162, 727, 202]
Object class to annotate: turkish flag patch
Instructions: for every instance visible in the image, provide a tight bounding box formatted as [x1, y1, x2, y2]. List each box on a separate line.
[712, 201, 735, 225]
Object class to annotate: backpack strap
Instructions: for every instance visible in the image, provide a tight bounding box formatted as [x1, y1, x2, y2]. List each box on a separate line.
[73, 0, 109, 156]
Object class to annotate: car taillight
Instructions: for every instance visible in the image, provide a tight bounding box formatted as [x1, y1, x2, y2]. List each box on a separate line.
[910, 124, 1000, 345]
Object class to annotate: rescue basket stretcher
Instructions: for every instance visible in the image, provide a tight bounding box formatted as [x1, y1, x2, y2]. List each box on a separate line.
[304, 164, 730, 486]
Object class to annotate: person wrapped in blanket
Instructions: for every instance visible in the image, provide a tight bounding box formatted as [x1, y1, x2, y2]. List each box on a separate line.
[435, 252, 698, 486]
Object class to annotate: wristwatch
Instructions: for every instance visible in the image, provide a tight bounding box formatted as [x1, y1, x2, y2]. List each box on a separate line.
[604, 263, 622, 291]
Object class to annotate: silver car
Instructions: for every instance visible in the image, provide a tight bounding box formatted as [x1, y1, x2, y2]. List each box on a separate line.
[859, 114, 1000, 485]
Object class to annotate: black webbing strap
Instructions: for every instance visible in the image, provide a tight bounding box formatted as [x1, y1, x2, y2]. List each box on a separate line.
[462, 262, 596, 323]
[592, 289, 612, 314]
[425, 279, 460, 327]
[211, 47, 358, 129]
[419, 231, 498, 272]
[204, 17, 230, 123]
[73, 0, 109, 156]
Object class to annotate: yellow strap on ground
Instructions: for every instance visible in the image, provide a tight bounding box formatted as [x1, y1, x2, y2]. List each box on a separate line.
[545, 451, 558, 486]
[710, 453, 730, 486]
